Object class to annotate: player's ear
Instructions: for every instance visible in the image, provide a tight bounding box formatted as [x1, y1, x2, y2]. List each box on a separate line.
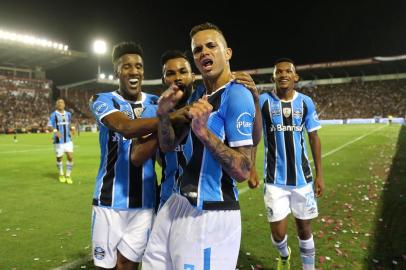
[225, 47, 232, 61]
[294, 73, 299, 82]
[161, 76, 165, 85]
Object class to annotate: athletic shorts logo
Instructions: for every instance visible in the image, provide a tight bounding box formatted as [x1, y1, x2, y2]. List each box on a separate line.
[93, 101, 108, 116]
[94, 246, 105, 260]
[283, 107, 292, 118]
[236, 112, 253, 136]
[267, 207, 273, 217]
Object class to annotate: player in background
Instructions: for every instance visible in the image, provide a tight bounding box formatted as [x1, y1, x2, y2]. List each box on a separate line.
[251, 58, 325, 270]
[89, 41, 189, 270]
[47, 98, 75, 184]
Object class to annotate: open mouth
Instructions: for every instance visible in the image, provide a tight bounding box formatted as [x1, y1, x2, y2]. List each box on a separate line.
[175, 82, 186, 91]
[128, 78, 139, 88]
[278, 79, 289, 83]
[201, 58, 213, 71]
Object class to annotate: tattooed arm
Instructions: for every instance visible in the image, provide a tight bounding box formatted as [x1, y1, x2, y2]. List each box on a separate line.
[199, 131, 252, 182]
[189, 98, 252, 182]
[157, 85, 190, 152]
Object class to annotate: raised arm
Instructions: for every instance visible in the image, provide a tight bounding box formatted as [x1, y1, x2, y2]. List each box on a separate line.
[157, 85, 188, 152]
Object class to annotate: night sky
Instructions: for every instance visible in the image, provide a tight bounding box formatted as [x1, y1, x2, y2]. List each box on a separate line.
[1, 0, 406, 85]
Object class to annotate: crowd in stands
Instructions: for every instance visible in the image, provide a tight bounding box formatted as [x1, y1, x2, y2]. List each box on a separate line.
[1, 77, 406, 134]
[0, 77, 53, 133]
[299, 79, 406, 119]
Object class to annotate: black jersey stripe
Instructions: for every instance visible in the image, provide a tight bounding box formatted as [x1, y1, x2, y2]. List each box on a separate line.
[262, 99, 276, 184]
[54, 114, 60, 144]
[128, 141, 144, 208]
[96, 98, 121, 206]
[179, 88, 239, 210]
[63, 121, 67, 143]
[97, 130, 118, 206]
[281, 102, 296, 185]
[301, 100, 313, 183]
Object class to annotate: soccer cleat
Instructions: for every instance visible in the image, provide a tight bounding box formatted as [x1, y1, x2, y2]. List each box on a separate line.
[59, 175, 66, 183]
[277, 247, 291, 270]
[65, 176, 73, 184]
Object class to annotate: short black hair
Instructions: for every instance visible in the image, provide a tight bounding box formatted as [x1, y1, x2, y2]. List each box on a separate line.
[112, 42, 143, 64]
[161, 50, 189, 67]
[274, 58, 295, 66]
[190, 22, 224, 39]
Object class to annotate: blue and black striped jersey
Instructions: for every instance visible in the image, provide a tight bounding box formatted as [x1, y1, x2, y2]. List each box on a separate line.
[48, 110, 72, 144]
[177, 81, 255, 211]
[260, 91, 321, 187]
[89, 91, 158, 210]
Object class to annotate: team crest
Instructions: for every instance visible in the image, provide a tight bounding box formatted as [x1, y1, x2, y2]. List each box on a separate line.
[283, 107, 292, 118]
[133, 107, 144, 118]
[94, 246, 105, 260]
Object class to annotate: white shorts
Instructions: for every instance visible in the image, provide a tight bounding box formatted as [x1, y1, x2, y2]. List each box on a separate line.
[91, 206, 154, 268]
[264, 183, 318, 222]
[142, 194, 241, 270]
[54, 141, 73, 157]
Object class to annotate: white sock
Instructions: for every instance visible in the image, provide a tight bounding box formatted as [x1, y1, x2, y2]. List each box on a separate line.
[271, 234, 289, 258]
[66, 161, 73, 177]
[299, 235, 315, 270]
[57, 161, 63, 175]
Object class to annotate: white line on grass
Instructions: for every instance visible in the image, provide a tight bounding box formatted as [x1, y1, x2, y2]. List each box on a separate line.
[0, 148, 53, 154]
[239, 125, 386, 195]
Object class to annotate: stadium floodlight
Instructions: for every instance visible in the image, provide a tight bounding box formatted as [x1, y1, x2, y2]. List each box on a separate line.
[93, 39, 107, 76]
[108, 75, 114, 80]
[93, 40, 107, 55]
[99, 73, 106, 79]
[0, 28, 69, 52]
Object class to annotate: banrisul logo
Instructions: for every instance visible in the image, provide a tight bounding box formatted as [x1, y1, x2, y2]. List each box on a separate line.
[93, 101, 108, 115]
[270, 124, 304, 132]
[236, 112, 253, 136]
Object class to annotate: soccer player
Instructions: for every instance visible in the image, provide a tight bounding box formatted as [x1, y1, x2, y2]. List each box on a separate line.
[142, 22, 256, 270]
[47, 98, 74, 184]
[89, 41, 189, 270]
[157, 50, 195, 209]
[252, 58, 325, 270]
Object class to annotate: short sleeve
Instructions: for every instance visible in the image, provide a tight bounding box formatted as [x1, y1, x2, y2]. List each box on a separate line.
[304, 97, 321, 132]
[47, 113, 56, 128]
[224, 85, 255, 147]
[89, 94, 119, 124]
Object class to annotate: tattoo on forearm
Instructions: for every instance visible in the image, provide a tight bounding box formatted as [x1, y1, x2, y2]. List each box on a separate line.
[158, 115, 175, 150]
[203, 132, 251, 180]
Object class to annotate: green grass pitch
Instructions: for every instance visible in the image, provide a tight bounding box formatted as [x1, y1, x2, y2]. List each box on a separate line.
[0, 124, 404, 270]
